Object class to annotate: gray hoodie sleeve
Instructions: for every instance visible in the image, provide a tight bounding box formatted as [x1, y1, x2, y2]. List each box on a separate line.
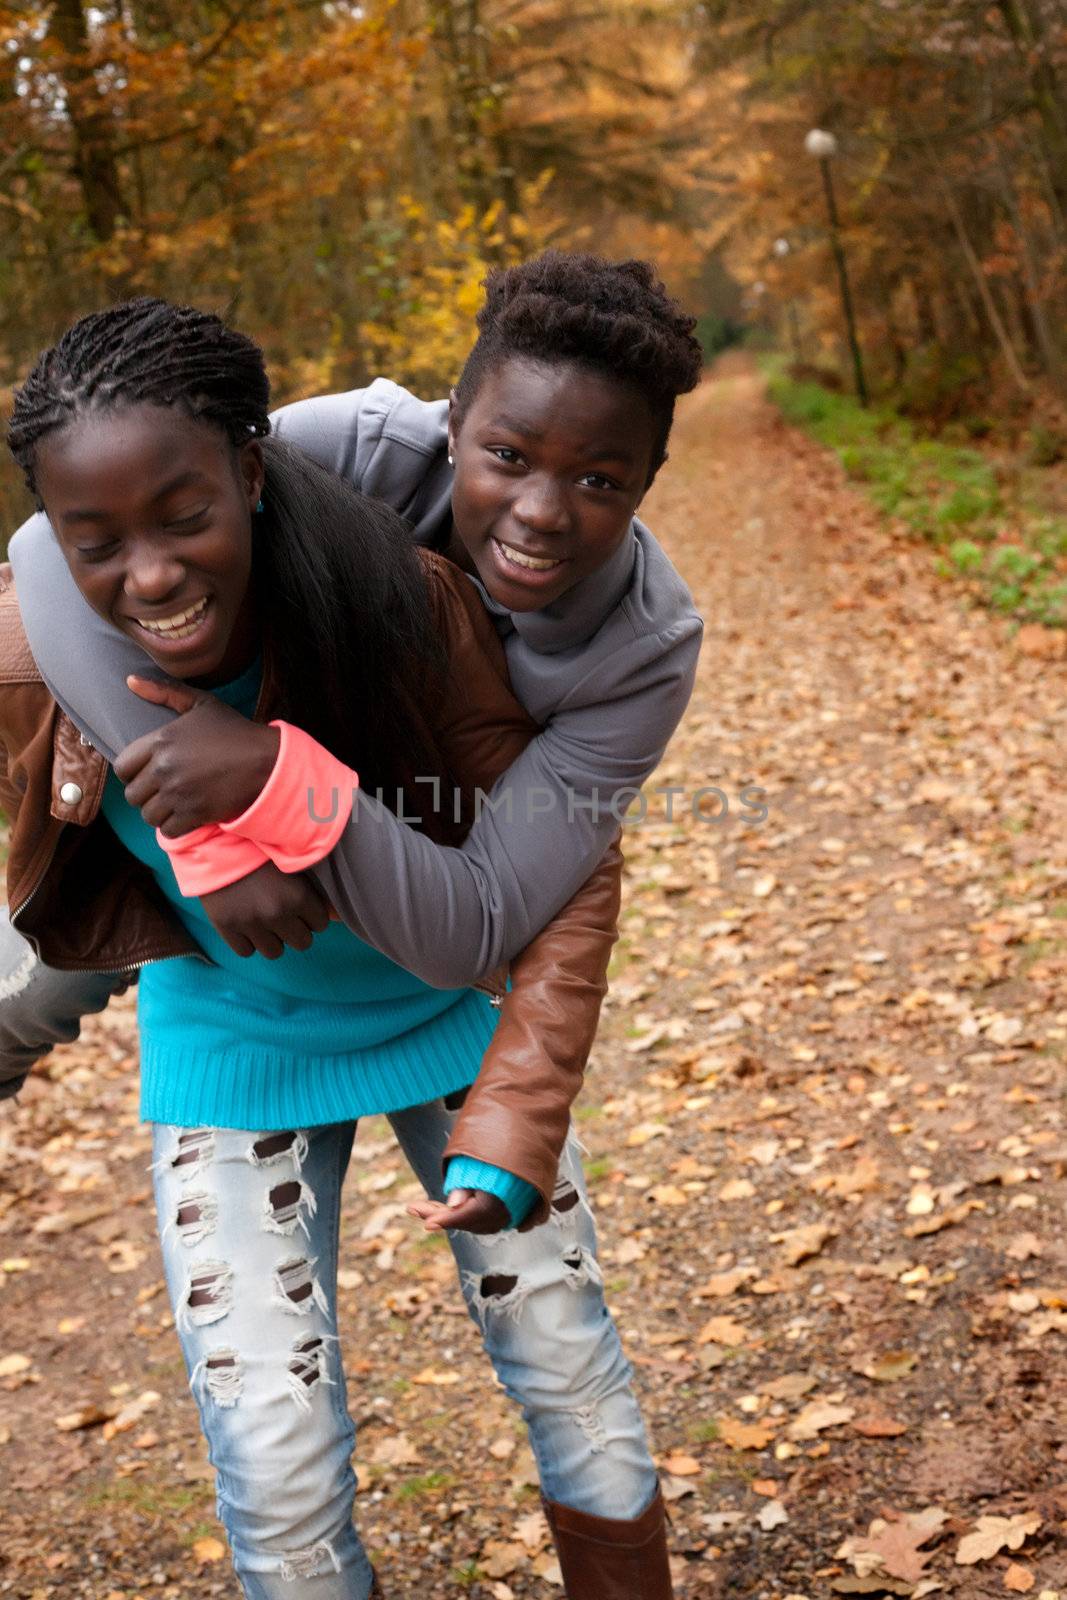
[308, 617, 702, 983]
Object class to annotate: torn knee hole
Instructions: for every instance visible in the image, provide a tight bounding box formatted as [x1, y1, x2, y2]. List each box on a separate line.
[193, 1347, 243, 1407]
[573, 1400, 608, 1453]
[174, 1190, 217, 1247]
[287, 1335, 332, 1410]
[181, 1261, 234, 1328]
[466, 1268, 532, 1324]
[263, 1178, 316, 1237]
[551, 1178, 581, 1216]
[249, 1130, 308, 1169]
[279, 1539, 341, 1580]
[289, 1334, 327, 1386]
[273, 1255, 327, 1316]
[171, 1127, 214, 1171]
[562, 1245, 603, 1290]
[480, 1273, 519, 1300]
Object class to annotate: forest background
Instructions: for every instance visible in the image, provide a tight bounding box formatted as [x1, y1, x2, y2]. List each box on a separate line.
[2, 1, 1067, 625]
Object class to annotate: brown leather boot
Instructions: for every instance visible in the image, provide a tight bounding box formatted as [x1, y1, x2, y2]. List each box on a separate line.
[542, 1486, 673, 1598]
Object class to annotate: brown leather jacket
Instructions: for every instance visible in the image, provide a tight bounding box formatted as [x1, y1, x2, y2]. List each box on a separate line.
[0, 553, 622, 1224]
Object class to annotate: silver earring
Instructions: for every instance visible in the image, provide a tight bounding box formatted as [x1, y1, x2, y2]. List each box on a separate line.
[447, 452, 454, 466]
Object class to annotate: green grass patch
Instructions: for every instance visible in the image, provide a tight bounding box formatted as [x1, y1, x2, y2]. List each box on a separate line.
[1020, 937, 1067, 970]
[765, 367, 1067, 626]
[413, 1229, 449, 1252]
[396, 1470, 454, 1501]
[688, 1418, 721, 1443]
[85, 1475, 214, 1522]
[584, 1158, 612, 1183]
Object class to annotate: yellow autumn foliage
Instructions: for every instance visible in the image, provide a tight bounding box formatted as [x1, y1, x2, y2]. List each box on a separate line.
[357, 184, 551, 394]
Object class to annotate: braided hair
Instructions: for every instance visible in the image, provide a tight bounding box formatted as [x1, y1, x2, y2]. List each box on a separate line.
[8, 298, 443, 797]
[453, 251, 704, 480]
[9, 298, 271, 500]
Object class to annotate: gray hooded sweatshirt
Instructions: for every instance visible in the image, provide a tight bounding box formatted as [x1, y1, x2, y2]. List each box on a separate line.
[9, 381, 703, 988]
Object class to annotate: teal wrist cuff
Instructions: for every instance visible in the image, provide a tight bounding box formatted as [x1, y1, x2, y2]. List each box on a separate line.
[444, 1156, 538, 1229]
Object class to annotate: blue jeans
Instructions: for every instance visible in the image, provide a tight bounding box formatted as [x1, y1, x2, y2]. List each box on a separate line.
[0, 908, 128, 1101]
[152, 1100, 657, 1599]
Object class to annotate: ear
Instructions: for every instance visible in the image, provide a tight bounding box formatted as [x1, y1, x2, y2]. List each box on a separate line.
[238, 439, 265, 511]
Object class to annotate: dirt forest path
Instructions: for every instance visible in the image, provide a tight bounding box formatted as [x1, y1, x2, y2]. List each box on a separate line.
[3, 352, 1067, 1599]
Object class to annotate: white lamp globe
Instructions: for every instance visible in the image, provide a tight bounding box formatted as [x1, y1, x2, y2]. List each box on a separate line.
[804, 128, 838, 159]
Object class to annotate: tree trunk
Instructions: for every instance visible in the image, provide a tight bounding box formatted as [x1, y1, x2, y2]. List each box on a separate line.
[938, 171, 1032, 392]
[49, 0, 128, 245]
[427, 0, 514, 243]
[991, 142, 1065, 391]
[911, 277, 939, 346]
[996, 0, 1067, 216]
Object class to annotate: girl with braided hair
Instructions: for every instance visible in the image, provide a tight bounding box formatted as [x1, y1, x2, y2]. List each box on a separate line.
[3, 257, 704, 1597]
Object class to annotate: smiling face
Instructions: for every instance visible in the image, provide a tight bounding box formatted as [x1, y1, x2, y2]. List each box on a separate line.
[447, 356, 661, 611]
[34, 402, 264, 687]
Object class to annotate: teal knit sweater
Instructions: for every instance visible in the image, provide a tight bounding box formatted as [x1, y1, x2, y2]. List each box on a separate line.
[100, 660, 536, 1226]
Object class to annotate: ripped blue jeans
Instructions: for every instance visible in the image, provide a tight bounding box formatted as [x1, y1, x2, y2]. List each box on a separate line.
[152, 1098, 657, 1599]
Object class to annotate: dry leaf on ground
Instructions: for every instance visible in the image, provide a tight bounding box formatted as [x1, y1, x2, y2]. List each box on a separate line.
[788, 1401, 855, 1440]
[774, 1222, 835, 1265]
[838, 1507, 948, 1583]
[853, 1414, 908, 1438]
[696, 1315, 750, 1346]
[479, 1541, 527, 1579]
[191, 1536, 226, 1563]
[956, 1513, 1042, 1566]
[757, 1499, 789, 1530]
[718, 1417, 776, 1451]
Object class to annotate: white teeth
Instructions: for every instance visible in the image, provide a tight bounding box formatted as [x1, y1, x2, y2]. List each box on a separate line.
[137, 599, 208, 638]
[494, 540, 562, 572]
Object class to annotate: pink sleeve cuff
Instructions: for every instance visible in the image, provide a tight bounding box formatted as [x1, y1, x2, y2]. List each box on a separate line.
[157, 824, 273, 897]
[218, 720, 357, 873]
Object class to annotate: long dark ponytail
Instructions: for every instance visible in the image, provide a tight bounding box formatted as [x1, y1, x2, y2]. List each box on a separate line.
[253, 435, 445, 792]
[7, 296, 444, 798]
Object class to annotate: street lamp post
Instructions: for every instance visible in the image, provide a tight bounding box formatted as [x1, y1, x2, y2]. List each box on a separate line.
[804, 128, 868, 406]
[773, 236, 804, 363]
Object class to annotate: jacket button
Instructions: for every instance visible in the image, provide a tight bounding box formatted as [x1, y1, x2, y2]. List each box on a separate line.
[59, 781, 83, 805]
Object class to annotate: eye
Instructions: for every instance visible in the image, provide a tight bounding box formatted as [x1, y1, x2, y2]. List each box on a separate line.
[75, 542, 118, 563]
[579, 472, 621, 491]
[487, 446, 524, 466]
[164, 506, 209, 530]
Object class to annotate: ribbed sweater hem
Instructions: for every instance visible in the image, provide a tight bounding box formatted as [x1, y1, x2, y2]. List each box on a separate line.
[139, 991, 497, 1131]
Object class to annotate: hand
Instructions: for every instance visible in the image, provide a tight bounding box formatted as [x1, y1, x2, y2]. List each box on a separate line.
[200, 861, 332, 959]
[114, 676, 280, 837]
[407, 1188, 510, 1235]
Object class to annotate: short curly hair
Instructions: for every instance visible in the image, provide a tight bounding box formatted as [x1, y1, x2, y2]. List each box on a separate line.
[453, 251, 703, 481]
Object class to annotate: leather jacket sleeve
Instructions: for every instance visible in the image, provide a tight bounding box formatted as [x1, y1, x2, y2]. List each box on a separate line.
[444, 837, 622, 1225]
[422, 558, 624, 1219]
